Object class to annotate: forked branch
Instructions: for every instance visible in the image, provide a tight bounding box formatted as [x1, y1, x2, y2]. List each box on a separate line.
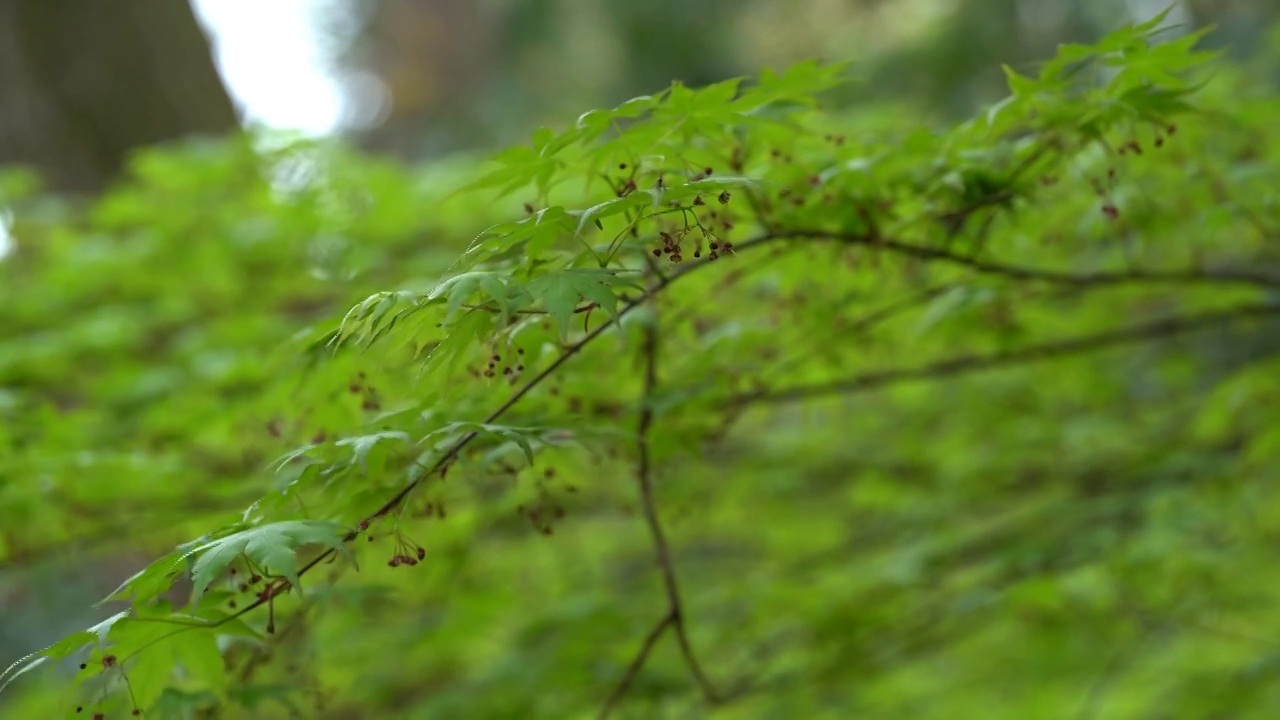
[599, 321, 722, 719]
[197, 218, 1280, 655]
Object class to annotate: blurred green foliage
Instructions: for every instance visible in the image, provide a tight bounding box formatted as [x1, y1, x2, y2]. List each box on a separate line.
[3, 10, 1280, 719]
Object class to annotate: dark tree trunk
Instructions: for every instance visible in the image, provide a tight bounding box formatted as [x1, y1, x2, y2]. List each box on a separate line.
[0, 0, 239, 195]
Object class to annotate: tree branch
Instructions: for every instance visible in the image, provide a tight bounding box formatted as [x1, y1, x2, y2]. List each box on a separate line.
[727, 303, 1280, 407]
[774, 229, 1280, 290]
[600, 317, 721, 718]
[203, 219, 1280, 632]
[597, 614, 674, 719]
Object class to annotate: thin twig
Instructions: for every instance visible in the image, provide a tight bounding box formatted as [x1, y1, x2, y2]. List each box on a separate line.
[597, 614, 675, 720]
[637, 323, 721, 702]
[777, 229, 1280, 290]
[766, 283, 956, 379]
[460, 302, 597, 316]
[727, 302, 1280, 407]
[600, 314, 722, 718]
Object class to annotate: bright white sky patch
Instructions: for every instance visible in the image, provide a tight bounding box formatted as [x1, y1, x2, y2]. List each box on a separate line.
[191, 0, 343, 136]
[0, 210, 12, 259]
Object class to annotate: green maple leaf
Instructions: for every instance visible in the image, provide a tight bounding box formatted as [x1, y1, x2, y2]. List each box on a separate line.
[527, 268, 643, 337]
[182, 520, 354, 604]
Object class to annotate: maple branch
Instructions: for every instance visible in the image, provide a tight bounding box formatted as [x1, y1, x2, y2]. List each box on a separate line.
[214, 218, 1280, 629]
[767, 229, 1280, 290]
[765, 283, 956, 380]
[598, 614, 675, 719]
[727, 302, 1280, 407]
[600, 312, 722, 718]
[460, 301, 597, 315]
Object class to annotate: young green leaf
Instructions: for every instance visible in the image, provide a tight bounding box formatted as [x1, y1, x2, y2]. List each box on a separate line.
[527, 268, 644, 335]
[184, 520, 353, 604]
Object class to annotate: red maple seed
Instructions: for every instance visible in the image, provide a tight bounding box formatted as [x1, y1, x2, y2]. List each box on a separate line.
[417, 547, 426, 560]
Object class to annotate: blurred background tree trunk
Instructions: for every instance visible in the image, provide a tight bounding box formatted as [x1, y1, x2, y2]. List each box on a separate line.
[0, 0, 238, 195]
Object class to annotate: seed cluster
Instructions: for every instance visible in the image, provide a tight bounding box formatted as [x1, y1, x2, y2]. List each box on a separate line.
[517, 466, 576, 535]
[1093, 124, 1179, 220]
[360, 515, 430, 569]
[74, 653, 142, 717]
[469, 347, 527, 383]
[345, 372, 382, 413]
